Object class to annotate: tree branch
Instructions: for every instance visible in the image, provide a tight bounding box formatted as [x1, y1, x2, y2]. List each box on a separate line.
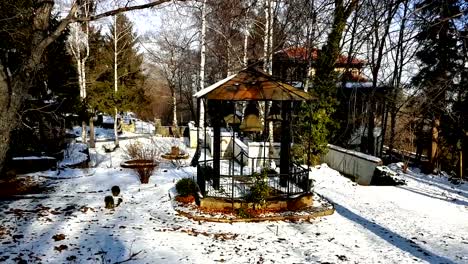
[80, 0, 187, 22]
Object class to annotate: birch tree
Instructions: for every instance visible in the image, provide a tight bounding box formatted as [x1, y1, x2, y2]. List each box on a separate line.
[263, 0, 276, 160]
[66, 0, 93, 147]
[146, 25, 196, 131]
[0, 0, 184, 174]
[107, 13, 142, 147]
[199, 0, 207, 132]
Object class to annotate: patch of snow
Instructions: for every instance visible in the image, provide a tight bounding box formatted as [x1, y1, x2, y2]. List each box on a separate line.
[343, 81, 373, 88]
[102, 115, 115, 124]
[1, 139, 467, 263]
[12, 156, 56, 160]
[60, 143, 88, 167]
[328, 143, 382, 163]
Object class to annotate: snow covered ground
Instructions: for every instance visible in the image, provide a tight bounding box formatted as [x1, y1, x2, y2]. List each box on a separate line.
[0, 137, 467, 263]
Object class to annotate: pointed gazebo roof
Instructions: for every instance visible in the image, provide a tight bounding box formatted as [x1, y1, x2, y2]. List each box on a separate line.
[194, 67, 316, 101]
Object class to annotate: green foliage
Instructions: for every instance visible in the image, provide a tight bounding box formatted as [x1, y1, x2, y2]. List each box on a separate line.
[175, 178, 198, 197]
[87, 82, 148, 115]
[0, 0, 33, 70]
[236, 206, 252, 218]
[86, 13, 148, 115]
[2, 5, 79, 156]
[293, 89, 337, 165]
[292, 0, 357, 164]
[246, 170, 270, 209]
[412, 0, 467, 172]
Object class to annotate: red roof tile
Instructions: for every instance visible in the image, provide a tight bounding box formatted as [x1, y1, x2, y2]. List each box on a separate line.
[279, 47, 366, 66]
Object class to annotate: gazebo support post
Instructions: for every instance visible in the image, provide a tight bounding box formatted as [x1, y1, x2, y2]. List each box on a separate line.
[212, 100, 221, 190]
[280, 101, 291, 187]
[196, 98, 206, 195]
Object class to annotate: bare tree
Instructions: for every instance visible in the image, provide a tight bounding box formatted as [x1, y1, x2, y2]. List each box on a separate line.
[363, 0, 401, 155]
[386, 0, 418, 157]
[145, 23, 197, 130]
[110, 14, 133, 147]
[199, 0, 207, 131]
[0, 0, 185, 174]
[66, 0, 94, 147]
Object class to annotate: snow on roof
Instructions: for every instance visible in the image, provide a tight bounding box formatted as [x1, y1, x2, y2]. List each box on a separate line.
[328, 144, 382, 163]
[343, 82, 373, 88]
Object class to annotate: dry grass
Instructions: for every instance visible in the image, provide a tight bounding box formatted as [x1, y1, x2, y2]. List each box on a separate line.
[123, 139, 164, 183]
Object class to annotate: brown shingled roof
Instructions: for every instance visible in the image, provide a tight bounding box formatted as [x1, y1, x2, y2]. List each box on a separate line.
[195, 67, 316, 101]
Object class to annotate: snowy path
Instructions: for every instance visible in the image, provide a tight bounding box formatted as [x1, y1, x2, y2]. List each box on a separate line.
[0, 137, 467, 263]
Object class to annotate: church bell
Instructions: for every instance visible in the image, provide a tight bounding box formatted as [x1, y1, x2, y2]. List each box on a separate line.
[239, 102, 263, 132]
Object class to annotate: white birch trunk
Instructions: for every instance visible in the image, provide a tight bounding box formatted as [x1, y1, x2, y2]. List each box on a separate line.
[267, 0, 276, 161]
[304, 64, 311, 92]
[68, 2, 91, 146]
[227, 39, 233, 76]
[243, 29, 249, 67]
[82, 4, 92, 147]
[259, 0, 270, 125]
[268, 0, 273, 76]
[199, 0, 207, 135]
[172, 93, 178, 128]
[113, 15, 119, 147]
[67, 22, 88, 144]
[263, 0, 269, 73]
[240, 26, 250, 122]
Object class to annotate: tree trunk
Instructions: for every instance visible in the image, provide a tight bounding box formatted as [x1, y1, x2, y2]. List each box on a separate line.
[388, 106, 398, 159]
[81, 121, 87, 143]
[172, 92, 178, 128]
[379, 100, 388, 157]
[89, 116, 95, 148]
[0, 63, 36, 175]
[243, 28, 249, 67]
[367, 102, 375, 155]
[198, 0, 207, 131]
[113, 15, 119, 147]
[114, 108, 119, 147]
[0, 0, 54, 175]
[268, 0, 275, 159]
[0, 0, 176, 174]
[316, 0, 358, 80]
[0, 109, 18, 175]
[460, 149, 463, 180]
[430, 116, 440, 172]
[0, 67, 22, 174]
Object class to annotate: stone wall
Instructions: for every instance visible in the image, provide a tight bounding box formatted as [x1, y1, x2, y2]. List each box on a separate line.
[322, 144, 382, 185]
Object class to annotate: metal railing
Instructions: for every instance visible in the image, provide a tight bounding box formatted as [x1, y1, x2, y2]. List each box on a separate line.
[196, 153, 312, 201]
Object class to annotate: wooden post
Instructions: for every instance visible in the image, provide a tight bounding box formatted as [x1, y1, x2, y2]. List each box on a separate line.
[212, 101, 221, 190]
[460, 149, 463, 180]
[280, 101, 291, 187]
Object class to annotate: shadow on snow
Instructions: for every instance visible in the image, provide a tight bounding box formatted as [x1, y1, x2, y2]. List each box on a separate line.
[330, 199, 456, 264]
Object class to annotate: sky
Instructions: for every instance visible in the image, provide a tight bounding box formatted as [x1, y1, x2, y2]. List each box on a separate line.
[55, 0, 184, 35]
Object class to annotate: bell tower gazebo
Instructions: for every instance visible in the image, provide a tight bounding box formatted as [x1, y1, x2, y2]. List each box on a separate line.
[194, 67, 316, 201]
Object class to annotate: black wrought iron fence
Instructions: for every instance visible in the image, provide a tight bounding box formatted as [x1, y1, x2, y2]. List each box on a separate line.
[196, 155, 312, 201]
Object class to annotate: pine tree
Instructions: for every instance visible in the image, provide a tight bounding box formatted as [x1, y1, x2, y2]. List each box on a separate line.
[412, 0, 465, 172]
[88, 14, 148, 127]
[292, 0, 358, 165]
